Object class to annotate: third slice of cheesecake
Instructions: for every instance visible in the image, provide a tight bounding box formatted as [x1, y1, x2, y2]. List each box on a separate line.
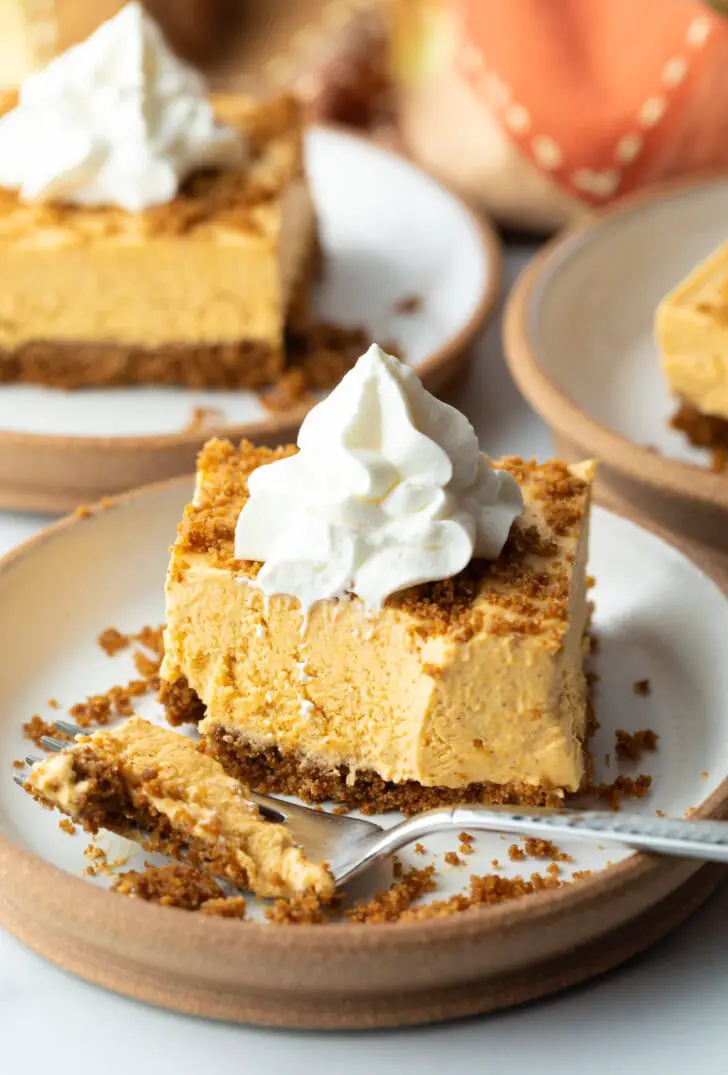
[656, 240, 728, 454]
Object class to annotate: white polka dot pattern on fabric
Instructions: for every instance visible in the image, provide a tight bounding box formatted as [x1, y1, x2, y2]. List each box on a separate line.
[457, 7, 723, 206]
[615, 133, 643, 164]
[481, 71, 511, 108]
[505, 102, 530, 133]
[640, 96, 666, 127]
[531, 135, 562, 169]
[687, 16, 712, 47]
[662, 56, 688, 86]
[571, 168, 620, 199]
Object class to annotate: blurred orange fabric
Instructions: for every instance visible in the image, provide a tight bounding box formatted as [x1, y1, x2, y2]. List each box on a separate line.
[455, 0, 728, 204]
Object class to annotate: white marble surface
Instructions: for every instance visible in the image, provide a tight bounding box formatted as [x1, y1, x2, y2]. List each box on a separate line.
[0, 246, 726, 1073]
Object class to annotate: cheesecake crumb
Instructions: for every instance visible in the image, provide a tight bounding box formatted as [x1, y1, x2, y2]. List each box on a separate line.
[331, 805, 349, 816]
[112, 863, 225, 910]
[444, 851, 463, 866]
[12, 760, 24, 769]
[656, 809, 666, 817]
[181, 406, 224, 434]
[136, 625, 165, 657]
[414, 842, 426, 855]
[508, 844, 526, 861]
[347, 865, 437, 923]
[82, 843, 133, 877]
[615, 728, 659, 761]
[58, 818, 76, 835]
[70, 629, 164, 728]
[458, 832, 475, 855]
[48, 698, 60, 710]
[572, 869, 592, 881]
[133, 649, 160, 680]
[491, 859, 501, 869]
[74, 505, 92, 519]
[398, 870, 563, 922]
[83, 844, 109, 877]
[633, 679, 652, 697]
[200, 896, 247, 919]
[394, 294, 422, 315]
[259, 323, 378, 413]
[22, 716, 72, 749]
[266, 888, 336, 925]
[594, 774, 653, 810]
[702, 771, 709, 779]
[98, 623, 164, 658]
[98, 627, 130, 656]
[523, 838, 571, 862]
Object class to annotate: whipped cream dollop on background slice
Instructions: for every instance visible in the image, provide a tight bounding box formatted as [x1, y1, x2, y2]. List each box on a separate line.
[235, 345, 524, 615]
[0, 2, 244, 211]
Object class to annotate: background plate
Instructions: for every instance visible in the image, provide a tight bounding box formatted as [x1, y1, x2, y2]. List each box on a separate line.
[0, 128, 499, 510]
[505, 176, 728, 555]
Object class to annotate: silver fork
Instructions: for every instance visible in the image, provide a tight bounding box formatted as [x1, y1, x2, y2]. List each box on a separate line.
[17, 720, 728, 888]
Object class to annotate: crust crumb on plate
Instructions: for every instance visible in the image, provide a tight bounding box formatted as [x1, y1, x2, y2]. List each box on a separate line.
[615, 728, 659, 762]
[591, 774, 653, 811]
[22, 715, 73, 749]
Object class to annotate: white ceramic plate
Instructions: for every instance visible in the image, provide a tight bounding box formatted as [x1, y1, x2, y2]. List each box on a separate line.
[0, 482, 726, 916]
[0, 128, 497, 440]
[523, 177, 728, 468]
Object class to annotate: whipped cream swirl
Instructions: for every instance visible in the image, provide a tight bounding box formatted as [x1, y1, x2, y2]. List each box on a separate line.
[234, 345, 524, 615]
[0, 2, 244, 211]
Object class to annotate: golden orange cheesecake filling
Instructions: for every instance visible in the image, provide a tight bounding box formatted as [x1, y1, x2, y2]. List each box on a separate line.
[26, 716, 334, 899]
[656, 239, 728, 451]
[0, 19, 318, 391]
[160, 439, 595, 812]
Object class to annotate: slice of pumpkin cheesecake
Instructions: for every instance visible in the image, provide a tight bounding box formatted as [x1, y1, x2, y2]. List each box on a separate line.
[160, 345, 595, 812]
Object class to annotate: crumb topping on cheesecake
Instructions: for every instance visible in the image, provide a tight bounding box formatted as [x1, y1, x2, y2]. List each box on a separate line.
[174, 438, 592, 645]
[0, 93, 303, 243]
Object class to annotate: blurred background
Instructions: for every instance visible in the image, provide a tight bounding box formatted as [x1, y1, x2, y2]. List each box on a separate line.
[4, 0, 728, 235]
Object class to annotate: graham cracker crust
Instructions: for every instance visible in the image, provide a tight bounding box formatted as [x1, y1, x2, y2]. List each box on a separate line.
[0, 239, 321, 391]
[670, 401, 728, 449]
[0, 338, 284, 391]
[159, 677, 206, 727]
[201, 725, 564, 814]
[670, 401, 728, 472]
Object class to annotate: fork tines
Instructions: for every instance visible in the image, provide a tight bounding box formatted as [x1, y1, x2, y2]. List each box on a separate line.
[53, 720, 83, 737]
[13, 720, 82, 787]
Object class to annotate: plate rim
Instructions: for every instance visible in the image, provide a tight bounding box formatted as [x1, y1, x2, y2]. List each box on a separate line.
[0, 125, 502, 453]
[503, 171, 728, 513]
[1, 472, 727, 951]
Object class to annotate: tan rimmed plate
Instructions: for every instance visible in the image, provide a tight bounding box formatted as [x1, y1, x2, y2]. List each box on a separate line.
[0, 127, 500, 514]
[0, 477, 727, 1028]
[504, 175, 728, 558]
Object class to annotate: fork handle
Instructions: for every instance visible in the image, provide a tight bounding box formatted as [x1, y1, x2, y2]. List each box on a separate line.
[378, 807, 728, 864]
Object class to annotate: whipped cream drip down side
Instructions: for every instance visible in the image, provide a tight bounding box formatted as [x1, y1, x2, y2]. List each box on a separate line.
[234, 345, 524, 617]
[0, 2, 244, 211]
